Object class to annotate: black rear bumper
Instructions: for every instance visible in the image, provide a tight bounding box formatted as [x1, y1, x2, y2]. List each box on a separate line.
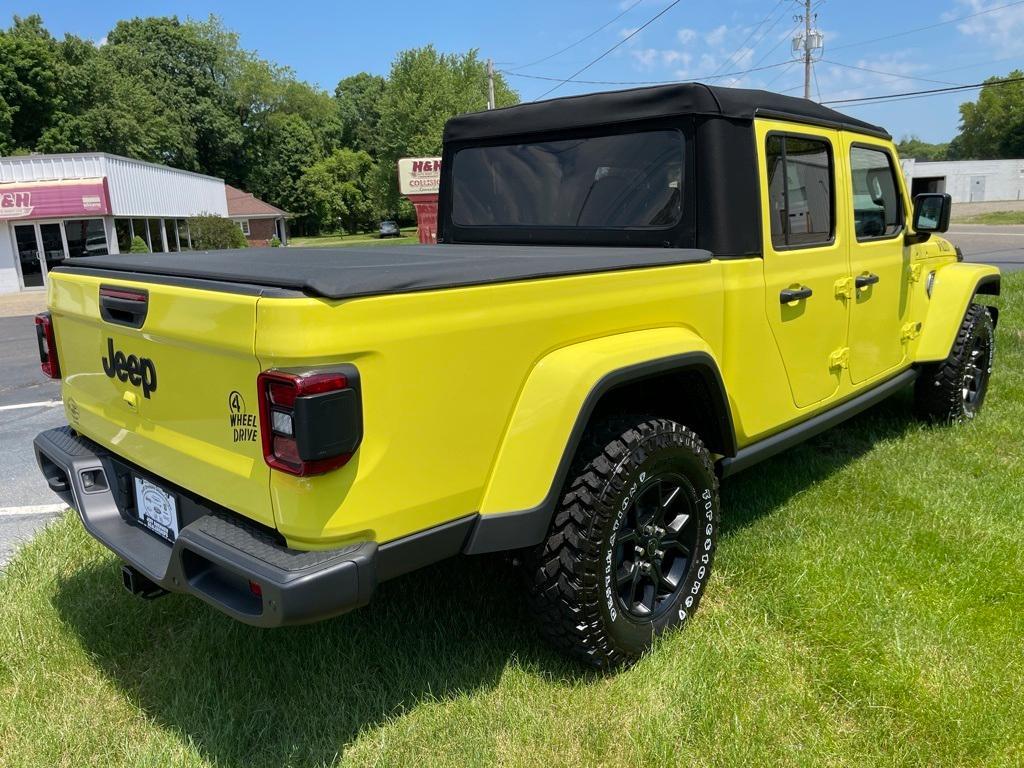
[33, 426, 377, 627]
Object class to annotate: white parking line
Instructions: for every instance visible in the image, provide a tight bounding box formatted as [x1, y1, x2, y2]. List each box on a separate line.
[0, 503, 66, 517]
[0, 400, 62, 412]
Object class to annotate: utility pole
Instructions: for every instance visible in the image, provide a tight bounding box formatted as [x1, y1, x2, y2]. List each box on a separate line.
[792, 0, 823, 100]
[487, 58, 495, 110]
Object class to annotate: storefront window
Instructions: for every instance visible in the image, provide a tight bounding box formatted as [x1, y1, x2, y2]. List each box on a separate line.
[114, 219, 132, 253]
[131, 219, 149, 250]
[164, 219, 179, 252]
[148, 219, 165, 252]
[65, 219, 108, 258]
[176, 219, 191, 250]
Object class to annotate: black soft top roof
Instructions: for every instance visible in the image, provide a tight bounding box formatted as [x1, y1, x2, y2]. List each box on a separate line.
[444, 82, 888, 142]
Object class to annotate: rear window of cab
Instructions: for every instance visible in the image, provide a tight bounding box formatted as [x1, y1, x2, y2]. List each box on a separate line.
[451, 129, 684, 230]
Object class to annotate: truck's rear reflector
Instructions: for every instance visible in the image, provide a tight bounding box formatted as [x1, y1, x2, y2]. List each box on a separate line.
[257, 368, 362, 476]
[35, 312, 60, 379]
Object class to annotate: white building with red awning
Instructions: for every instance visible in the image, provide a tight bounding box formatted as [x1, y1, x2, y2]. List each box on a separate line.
[0, 152, 229, 294]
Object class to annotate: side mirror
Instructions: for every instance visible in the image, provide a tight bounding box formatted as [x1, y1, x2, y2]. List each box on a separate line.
[911, 192, 952, 237]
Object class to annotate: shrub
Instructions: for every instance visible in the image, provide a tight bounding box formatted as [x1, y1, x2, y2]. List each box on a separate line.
[129, 236, 150, 253]
[270, 235, 281, 247]
[186, 214, 250, 250]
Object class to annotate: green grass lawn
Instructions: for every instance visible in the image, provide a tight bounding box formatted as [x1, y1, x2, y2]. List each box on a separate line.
[290, 230, 418, 248]
[953, 210, 1024, 225]
[2, 275, 1022, 767]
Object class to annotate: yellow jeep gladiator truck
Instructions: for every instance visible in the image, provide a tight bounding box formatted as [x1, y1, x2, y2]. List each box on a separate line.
[33, 84, 1000, 668]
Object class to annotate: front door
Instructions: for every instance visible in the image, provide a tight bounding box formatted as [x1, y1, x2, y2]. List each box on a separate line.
[13, 221, 67, 290]
[845, 141, 911, 384]
[759, 123, 850, 408]
[970, 175, 985, 203]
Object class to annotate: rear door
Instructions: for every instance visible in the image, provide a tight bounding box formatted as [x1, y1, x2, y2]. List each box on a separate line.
[49, 271, 274, 527]
[757, 121, 851, 408]
[843, 139, 912, 384]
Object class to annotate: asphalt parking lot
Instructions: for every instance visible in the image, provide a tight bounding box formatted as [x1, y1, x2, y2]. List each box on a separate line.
[946, 224, 1024, 273]
[0, 229, 1017, 567]
[0, 313, 66, 566]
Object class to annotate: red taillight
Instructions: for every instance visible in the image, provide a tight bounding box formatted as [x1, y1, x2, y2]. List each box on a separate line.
[34, 312, 60, 379]
[257, 369, 357, 476]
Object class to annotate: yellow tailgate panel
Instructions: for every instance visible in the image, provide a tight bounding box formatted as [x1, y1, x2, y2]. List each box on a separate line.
[49, 273, 275, 527]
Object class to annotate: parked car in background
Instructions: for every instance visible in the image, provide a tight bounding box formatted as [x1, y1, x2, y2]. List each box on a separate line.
[379, 220, 401, 238]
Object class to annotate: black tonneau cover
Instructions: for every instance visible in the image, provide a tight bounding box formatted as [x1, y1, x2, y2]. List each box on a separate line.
[66, 245, 712, 300]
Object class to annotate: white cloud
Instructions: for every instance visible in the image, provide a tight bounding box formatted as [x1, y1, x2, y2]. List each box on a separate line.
[95, 35, 108, 48]
[631, 48, 660, 68]
[954, 0, 1024, 55]
[705, 24, 728, 47]
[662, 50, 692, 68]
[677, 28, 697, 45]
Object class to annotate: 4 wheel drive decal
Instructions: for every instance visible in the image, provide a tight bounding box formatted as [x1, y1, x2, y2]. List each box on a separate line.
[101, 338, 157, 398]
[228, 390, 258, 443]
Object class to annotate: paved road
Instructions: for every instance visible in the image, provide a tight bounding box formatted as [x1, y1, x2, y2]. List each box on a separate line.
[946, 225, 1024, 273]
[0, 315, 66, 566]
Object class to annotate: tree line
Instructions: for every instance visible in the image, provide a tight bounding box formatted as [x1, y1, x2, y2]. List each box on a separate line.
[0, 14, 518, 234]
[896, 71, 1024, 163]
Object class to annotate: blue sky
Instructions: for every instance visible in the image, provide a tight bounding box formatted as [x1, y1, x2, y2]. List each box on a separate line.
[11, 0, 1024, 142]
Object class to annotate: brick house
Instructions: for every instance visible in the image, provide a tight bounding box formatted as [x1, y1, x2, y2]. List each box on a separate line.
[225, 184, 289, 246]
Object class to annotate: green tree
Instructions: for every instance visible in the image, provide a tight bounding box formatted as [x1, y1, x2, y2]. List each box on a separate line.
[0, 15, 61, 151]
[335, 72, 386, 155]
[298, 148, 376, 233]
[129, 235, 150, 253]
[37, 39, 181, 159]
[103, 16, 245, 180]
[949, 71, 1024, 160]
[187, 214, 248, 249]
[245, 112, 322, 230]
[374, 46, 518, 210]
[896, 135, 949, 162]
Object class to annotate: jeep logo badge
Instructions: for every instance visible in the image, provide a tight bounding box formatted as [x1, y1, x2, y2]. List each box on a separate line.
[102, 337, 157, 398]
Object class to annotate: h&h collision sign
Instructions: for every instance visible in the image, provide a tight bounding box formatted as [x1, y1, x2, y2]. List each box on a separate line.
[397, 158, 441, 196]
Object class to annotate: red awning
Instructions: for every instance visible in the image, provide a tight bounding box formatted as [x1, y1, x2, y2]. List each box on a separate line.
[0, 178, 111, 221]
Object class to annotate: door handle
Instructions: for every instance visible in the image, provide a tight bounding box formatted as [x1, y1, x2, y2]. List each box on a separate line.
[855, 273, 880, 289]
[779, 286, 813, 303]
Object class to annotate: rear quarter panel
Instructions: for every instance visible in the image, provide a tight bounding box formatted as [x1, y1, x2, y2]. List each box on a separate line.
[255, 262, 725, 548]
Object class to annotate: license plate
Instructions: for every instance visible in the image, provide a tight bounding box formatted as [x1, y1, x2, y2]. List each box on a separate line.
[134, 476, 179, 543]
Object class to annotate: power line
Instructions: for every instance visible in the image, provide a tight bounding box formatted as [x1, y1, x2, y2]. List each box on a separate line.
[502, 58, 793, 87]
[508, 0, 646, 71]
[711, 0, 786, 77]
[821, 60, 963, 87]
[764, 60, 799, 89]
[722, 11, 790, 83]
[533, 0, 683, 100]
[821, 74, 1024, 106]
[829, 0, 1024, 52]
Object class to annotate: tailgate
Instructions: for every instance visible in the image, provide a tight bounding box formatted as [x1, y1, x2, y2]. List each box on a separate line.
[48, 271, 274, 527]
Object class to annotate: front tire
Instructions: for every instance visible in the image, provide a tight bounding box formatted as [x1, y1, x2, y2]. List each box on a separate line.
[915, 303, 996, 423]
[526, 417, 719, 669]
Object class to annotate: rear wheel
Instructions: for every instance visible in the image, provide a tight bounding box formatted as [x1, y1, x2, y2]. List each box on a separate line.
[525, 417, 719, 669]
[915, 303, 995, 423]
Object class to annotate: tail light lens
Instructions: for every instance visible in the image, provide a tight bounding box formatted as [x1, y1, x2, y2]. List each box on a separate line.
[35, 312, 60, 379]
[257, 368, 362, 476]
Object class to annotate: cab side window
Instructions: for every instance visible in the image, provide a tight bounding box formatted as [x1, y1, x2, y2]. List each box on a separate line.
[849, 146, 903, 240]
[766, 135, 834, 249]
